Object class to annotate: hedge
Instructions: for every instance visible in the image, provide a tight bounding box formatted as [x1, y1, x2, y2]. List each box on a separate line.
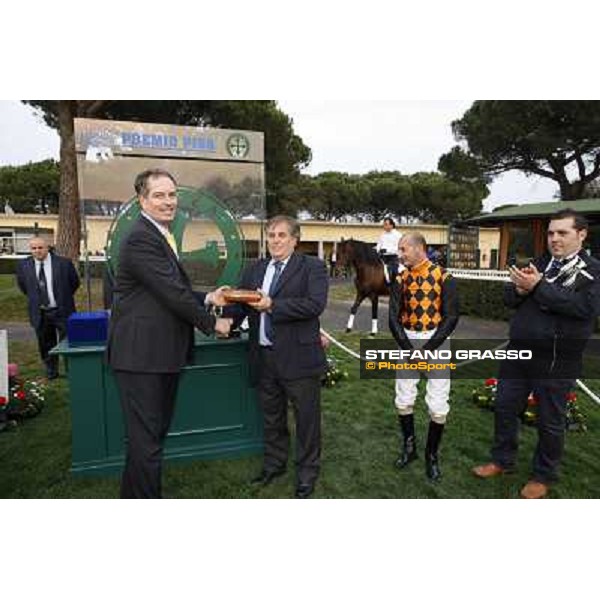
[455, 277, 600, 332]
[455, 278, 512, 322]
[0, 258, 18, 275]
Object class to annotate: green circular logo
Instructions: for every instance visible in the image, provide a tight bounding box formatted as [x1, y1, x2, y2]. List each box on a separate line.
[106, 187, 246, 287]
[226, 134, 250, 159]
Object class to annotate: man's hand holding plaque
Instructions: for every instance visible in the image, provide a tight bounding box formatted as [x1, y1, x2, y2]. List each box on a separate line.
[246, 290, 272, 312]
[222, 289, 264, 305]
[206, 285, 232, 307]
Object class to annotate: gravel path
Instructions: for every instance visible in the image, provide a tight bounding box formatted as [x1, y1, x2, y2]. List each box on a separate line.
[320, 299, 508, 338]
[0, 321, 34, 342]
[0, 301, 508, 343]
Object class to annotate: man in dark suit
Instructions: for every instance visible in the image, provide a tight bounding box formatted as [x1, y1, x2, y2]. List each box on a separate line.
[16, 237, 80, 379]
[233, 215, 329, 499]
[106, 168, 232, 499]
[473, 209, 600, 499]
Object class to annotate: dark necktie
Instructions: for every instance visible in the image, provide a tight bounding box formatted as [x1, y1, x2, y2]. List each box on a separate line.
[545, 258, 563, 280]
[38, 262, 50, 308]
[264, 261, 283, 344]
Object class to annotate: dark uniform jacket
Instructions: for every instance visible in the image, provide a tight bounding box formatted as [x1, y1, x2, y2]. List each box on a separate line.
[504, 251, 600, 375]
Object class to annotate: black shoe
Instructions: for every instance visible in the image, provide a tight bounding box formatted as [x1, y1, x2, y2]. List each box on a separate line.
[295, 482, 315, 499]
[396, 414, 418, 469]
[250, 468, 286, 486]
[395, 449, 419, 469]
[395, 441, 418, 469]
[426, 454, 442, 482]
[46, 372, 59, 380]
[424, 421, 445, 482]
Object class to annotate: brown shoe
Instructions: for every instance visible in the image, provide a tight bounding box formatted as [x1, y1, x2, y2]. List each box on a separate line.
[520, 480, 549, 499]
[472, 463, 505, 478]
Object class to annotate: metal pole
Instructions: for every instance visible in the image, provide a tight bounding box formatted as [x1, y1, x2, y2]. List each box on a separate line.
[260, 190, 266, 259]
[80, 199, 92, 311]
[259, 166, 266, 259]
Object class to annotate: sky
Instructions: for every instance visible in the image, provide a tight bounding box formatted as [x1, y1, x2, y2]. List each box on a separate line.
[0, 99, 557, 212]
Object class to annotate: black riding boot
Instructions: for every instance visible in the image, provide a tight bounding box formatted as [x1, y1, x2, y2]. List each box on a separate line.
[425, 421, 445, 481]
[395, 414, 418, 469]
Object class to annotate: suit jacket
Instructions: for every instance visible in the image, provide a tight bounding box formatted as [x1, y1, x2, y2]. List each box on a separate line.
[106, 216, 216, 373]
[235, 252, 329, 383]
[16, 253, 80, 330]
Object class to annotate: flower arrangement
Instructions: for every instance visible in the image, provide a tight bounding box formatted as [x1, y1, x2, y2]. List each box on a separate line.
[471, 378, 586, 432]
[322, 356, 349, 388]
[0, 374, 46, 429]
[471, 377, 498, 411]
[565, 392, 587, 431]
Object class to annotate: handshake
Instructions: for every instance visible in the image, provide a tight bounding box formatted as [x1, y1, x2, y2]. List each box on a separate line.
[205, 285, 261, 338]
[214, 318, 234, 338]
[204, 286, 235, 338]
[205, 285, 273, 338]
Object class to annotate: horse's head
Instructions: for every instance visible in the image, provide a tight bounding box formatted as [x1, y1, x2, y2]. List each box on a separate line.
[336, 238, 389, 304]
[336, 239, 354, 267]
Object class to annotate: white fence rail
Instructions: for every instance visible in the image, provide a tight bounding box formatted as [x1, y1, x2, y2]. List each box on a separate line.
[448, 268, 509, 282]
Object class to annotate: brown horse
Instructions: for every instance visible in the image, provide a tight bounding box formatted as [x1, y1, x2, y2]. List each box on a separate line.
[336, 239, 390, 335]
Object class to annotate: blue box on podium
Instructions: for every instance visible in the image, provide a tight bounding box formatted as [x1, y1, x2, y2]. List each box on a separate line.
[67, 311, 109, 346]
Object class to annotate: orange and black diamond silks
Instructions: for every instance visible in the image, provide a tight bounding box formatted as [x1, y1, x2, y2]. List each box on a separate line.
[397, 260, 451, 332]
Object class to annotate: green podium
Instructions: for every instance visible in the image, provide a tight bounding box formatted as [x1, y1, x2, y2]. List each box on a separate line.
[52, 334, 263, 476]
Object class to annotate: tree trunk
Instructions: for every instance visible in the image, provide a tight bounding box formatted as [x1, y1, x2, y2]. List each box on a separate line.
[570, 179, 586, 200]
[56, 101, 80, 262]
[558, 179, 586, 201]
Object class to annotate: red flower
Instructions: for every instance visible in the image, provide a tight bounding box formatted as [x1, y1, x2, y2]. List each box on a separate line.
[566, 392, 577, 403]
[527, 394, 538, 407]
[15, 390, 26, 401]
[485, 378, 498, 386]
[0, 395, 8, 407]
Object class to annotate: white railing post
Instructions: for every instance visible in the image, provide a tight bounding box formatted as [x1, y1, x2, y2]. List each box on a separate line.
[0, 330, 7, 404]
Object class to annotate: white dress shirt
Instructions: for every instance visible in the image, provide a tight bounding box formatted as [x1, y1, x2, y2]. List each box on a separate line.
[141, 211, 178, 258]
[544, 251, 577, 273]
[376, 229, 401, 255]
[259, 256, 290, 346]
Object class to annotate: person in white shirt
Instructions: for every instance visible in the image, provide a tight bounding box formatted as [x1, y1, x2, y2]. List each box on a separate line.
[375, 217, 402, 282]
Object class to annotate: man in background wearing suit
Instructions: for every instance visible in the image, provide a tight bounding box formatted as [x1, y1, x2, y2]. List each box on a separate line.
[16, 237, 80, 379]
[106, 168, 231, 499]
[234, 215, 329, 499]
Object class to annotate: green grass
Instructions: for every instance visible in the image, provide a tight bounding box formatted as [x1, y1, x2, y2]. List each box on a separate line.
[2, 333, 599, 498]
[0, 274, 105, 322]
[0, 274, 28, 321]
